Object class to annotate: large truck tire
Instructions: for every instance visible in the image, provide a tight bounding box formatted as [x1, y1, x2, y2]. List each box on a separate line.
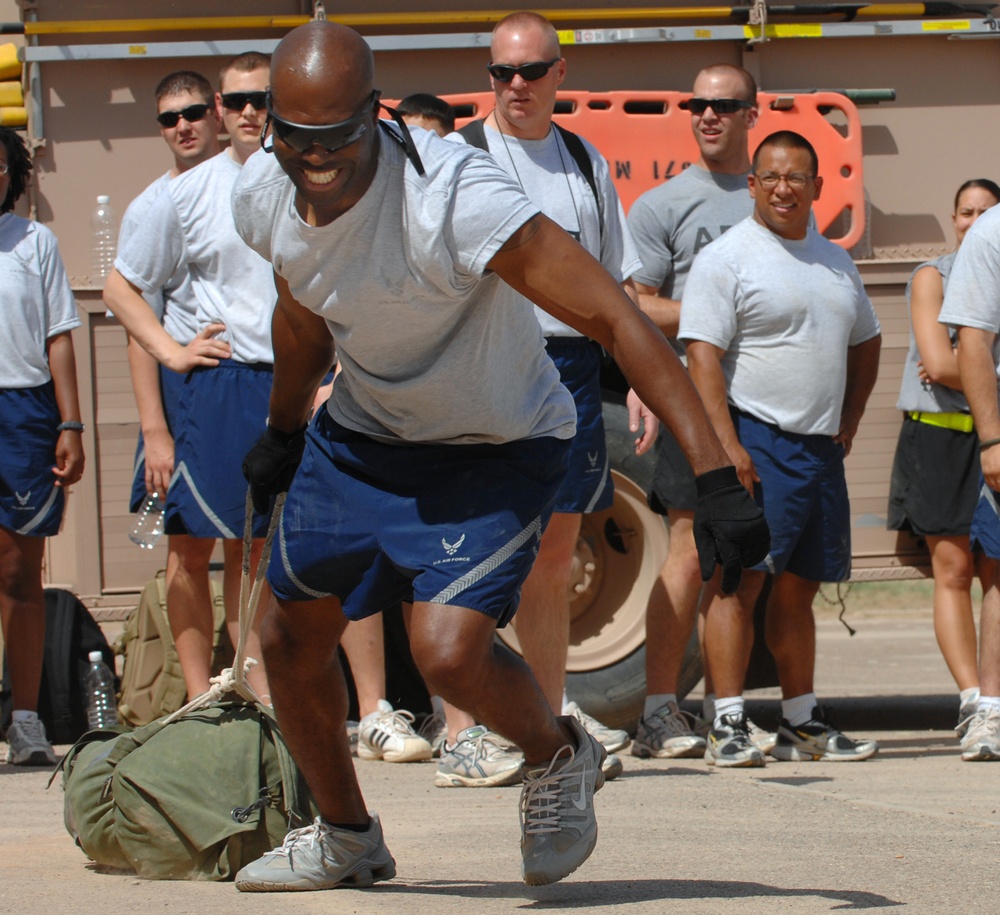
[496, 399, 703, 733]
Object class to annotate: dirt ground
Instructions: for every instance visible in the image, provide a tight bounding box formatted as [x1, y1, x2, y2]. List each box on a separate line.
[3, 606, 994, 914]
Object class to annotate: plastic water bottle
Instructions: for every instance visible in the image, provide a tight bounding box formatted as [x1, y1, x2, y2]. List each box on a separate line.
[90, 194, 116, 283]
[129, 492, 165, 549]
[85, 650, 118, 730]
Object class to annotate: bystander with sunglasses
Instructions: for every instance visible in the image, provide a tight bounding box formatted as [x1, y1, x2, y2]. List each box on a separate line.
[103, 53, 278, 704]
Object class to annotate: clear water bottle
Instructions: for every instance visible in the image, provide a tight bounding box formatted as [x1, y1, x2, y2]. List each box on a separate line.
[90, 194, 116, 283]
[129, 492, 165, 549]
[85, 650, 118, 730]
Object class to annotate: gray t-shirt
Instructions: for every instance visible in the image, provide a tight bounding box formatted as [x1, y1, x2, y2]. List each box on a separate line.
[896, 252, 968, 413]
[940, 204, 1000, 379]
[116, 151, 275, 364]
[679, 217, 881, 436]
[116, 172, 200, 345]
[627, 165, 752, 301]
[232, 124, 576, 446]
[0, 213, 79, 388]
[450, 124, 642, 337]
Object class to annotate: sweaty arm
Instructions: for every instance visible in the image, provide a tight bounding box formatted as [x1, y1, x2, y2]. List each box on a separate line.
[490, 214, 726, 474]
[634, 281, 681, 339]
[265, 272, 336, 435]
[910, 266, 961, 390]
[104, 269, 230, 373]
[686, 340, 758, 492]
[241, 272, 335, 514]
[957, 326, 1000, 490]
[836, 334, 882, 455]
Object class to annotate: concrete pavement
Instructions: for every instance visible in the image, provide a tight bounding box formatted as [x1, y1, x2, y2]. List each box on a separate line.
[2, 608, 994, 914]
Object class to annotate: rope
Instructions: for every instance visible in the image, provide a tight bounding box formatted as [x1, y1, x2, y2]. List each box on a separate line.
[159, 490, 286, 726]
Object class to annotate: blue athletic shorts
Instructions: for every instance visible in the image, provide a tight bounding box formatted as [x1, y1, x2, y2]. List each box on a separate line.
[129, 365, 187, 513]
[735, 409, 851, 582]
[166, 359, 272, 540]
[971, 477, 1000, 560]
[0, 382, 65, 537]
[268, 406, 571, 626]
[546, 337, 612, 514]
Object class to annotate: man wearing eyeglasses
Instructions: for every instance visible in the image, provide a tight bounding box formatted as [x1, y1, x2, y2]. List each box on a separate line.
[681, 130, 881, 766]
[229, 20, 767, 892]
[104, 52, 275, 703]
[435, 10, 652, 788]
[626, 64, 774, 762]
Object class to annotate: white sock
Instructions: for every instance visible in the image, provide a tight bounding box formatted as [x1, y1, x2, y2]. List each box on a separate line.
[644, 693, 676, 719]
[11, 710, 39, 723]
[782, 693, 819, 727]
[561, 691, 572, 715]
[714, 696, 744, 728]
[703, 693, 716, 723]
[979, 696, 1000, 714]
[960, 687, 980, 707]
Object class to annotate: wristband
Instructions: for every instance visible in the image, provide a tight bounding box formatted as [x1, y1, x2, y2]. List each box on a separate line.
[695, 465, 741, 495]
[57, 420, 85, 433]
[981, 437, 1000, 453]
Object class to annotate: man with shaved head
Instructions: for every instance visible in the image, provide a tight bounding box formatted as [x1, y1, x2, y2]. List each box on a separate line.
[232, 20, 768, 891]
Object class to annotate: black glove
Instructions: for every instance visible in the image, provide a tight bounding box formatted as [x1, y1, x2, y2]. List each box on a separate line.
[693, 466, 771, 595]
[242, 424, 307, 515]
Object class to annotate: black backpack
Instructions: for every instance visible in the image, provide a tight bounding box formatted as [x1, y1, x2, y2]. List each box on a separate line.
[1, 588, 116, 745]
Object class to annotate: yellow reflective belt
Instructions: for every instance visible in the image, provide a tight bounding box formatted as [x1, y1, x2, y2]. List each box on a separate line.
[908, 411, 975, 433]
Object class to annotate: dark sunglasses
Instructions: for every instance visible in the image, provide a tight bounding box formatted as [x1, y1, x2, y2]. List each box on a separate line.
[221, 91, 269, 112]
[156, 103, 210, 128]
[263, 90, 380, 154]
[487, 58, 561, 83]
[678, 97, 754, 115]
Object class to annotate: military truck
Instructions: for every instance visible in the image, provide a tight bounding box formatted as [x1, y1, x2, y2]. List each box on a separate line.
[5, 0, 997, 725]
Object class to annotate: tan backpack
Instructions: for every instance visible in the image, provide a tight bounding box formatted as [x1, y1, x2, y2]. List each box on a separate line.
[114, 572, 233, 727]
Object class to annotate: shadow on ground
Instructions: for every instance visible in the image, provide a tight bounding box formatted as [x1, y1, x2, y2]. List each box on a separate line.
[373, 877, 902, 909]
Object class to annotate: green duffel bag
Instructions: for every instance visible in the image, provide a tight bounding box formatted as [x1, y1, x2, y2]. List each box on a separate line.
[61, 701, 318, 880]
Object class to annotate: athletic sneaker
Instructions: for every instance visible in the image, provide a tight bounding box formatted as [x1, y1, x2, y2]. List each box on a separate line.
[694, 710, 776, 755]
[748, 719, 778, 755]
[345, 721, 359, 757]
[417, 710, 447, 758]
[960, 708, 1000, 761]
[520, 715, 606, 886]
[956, 699, 980, 740]
[235, 814, 396, 891]
[5, 718, 57, 766]
[565, 700, 631, 754]
[632, 700, 706, 759]
[357, 700, 433, 763]
[704, 713, 766, 768]
[772, 706, 878, 762]
[435, 725, 524, 787]
[601, 752, 623, 781]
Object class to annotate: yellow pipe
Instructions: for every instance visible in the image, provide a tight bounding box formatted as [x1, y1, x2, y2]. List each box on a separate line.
[20, 9, 740, 36]
[14, 5, 970, 36]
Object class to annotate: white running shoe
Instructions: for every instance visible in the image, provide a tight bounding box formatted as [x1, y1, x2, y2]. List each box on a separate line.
[565, 700, 631, 754]
[5, 718, 57, 766]
[435, 725, 524, 787]
[961, 707, 1000, 761]
[235, 814, 396, 891]
[631, 701, 706, 759]
[520, 715, 605, 886]
[357, 700, 433, 763]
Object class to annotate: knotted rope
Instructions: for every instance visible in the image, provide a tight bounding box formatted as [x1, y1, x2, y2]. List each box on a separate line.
[159, 490, 285, 725]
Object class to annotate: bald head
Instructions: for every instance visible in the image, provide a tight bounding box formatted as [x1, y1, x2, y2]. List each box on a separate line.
[271, 21, 375, 122]
[491, 11, 561, 60]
